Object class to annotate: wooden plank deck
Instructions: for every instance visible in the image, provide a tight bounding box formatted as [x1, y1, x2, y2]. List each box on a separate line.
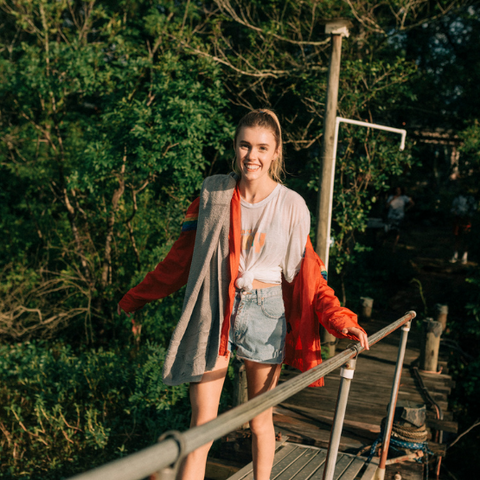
[272, 317, 455, 459]
[228, 443, 369, 480]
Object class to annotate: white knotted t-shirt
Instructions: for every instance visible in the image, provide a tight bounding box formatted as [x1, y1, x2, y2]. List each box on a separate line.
[236, 184, 310, 290]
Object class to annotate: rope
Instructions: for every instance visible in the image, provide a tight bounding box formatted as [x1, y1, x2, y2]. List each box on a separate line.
[367, 434, 433, 461]
[368, 418, 433, 465]
[380, 417, 429, 443]
[390, 437, 432, 453]
[412, 366, 444, 423]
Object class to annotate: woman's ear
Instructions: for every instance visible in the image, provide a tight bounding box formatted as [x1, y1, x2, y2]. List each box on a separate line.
[275, 146, 281, 160]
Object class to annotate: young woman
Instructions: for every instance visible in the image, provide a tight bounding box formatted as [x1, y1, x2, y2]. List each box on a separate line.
[118, 109, 369, 480]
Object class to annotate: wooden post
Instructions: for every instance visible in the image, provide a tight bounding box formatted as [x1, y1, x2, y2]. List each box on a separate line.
[360, 296, 374, 320]
[315, 33, 342, 270]
[420, 318, 442, 372]
[316, 29, 346, 358]
[435, 304, 448, 331]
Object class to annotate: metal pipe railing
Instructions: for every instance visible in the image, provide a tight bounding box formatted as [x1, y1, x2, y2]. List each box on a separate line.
[68, 311, 416, 480]
[375, 321, 412, 480]
[323, 357, 357, 480]
[321, 116, 407, 271]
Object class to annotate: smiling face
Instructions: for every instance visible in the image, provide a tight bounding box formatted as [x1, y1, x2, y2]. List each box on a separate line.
[235, 126, 279, 185]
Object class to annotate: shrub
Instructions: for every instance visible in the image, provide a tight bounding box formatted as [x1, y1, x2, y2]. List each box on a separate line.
[0, 341, 189, 479]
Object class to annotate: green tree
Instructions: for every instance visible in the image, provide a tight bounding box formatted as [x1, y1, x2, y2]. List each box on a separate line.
[2, 1, 478, 477]
[0, 0, 233, 341]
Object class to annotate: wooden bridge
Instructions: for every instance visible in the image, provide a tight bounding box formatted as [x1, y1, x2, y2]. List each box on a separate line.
[68, 313, 456, 480]
[210, 316, 457, 480]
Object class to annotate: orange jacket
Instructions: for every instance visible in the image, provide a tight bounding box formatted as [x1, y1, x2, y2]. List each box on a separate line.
[119, 186, 364, 387]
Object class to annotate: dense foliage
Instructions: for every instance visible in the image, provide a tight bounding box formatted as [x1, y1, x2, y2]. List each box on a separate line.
[0, 341, 189, 478]
[1, 0, 479, 478]
[0, 0, 233, 342]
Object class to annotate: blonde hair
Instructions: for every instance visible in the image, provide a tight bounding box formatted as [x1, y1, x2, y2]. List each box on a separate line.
[233, 108, 286, 183]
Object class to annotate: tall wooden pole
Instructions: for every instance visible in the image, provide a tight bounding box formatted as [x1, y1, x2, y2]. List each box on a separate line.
[316, 33, 344, 357]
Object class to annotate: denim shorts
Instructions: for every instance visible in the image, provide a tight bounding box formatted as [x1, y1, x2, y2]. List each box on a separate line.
[228, 285, 286, 364]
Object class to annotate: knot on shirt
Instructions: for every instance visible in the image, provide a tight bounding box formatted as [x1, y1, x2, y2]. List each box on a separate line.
[235, 271, 254, 291]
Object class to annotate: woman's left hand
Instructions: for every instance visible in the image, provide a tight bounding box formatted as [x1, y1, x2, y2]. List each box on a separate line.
[341, 327, 370, 350]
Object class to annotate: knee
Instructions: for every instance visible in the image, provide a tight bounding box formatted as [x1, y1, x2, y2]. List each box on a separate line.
[249, 413, 274, 437]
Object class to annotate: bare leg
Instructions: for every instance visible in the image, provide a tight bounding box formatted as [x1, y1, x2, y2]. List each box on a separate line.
[177, 354, 230, 480]
[244, 360, 282, 480]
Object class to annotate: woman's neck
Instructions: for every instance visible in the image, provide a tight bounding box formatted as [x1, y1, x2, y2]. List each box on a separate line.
[239, 177, 278, 204]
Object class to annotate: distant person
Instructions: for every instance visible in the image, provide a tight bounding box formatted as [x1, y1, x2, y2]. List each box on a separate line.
[385, 186, 415, 251]
[450, 192, 477, 264]
[117, 109, 368, 480]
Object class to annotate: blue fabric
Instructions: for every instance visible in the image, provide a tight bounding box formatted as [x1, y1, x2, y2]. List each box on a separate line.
[228, 286, 286, 364]
[181, 220, 197, 232]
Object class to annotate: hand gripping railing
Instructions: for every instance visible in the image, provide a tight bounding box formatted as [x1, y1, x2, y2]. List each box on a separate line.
[68, 311, 416, 480]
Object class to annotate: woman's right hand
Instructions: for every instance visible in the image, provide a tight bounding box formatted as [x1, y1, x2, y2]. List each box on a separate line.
[117, 303, 131, 317]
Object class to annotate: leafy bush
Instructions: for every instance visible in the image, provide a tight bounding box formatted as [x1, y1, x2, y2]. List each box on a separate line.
[0, 341, 189, 479]
[0, 0, 233, 342]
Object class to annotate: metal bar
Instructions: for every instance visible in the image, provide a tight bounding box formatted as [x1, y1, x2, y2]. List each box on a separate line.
[322, 358, 357, 480]
[68, 311, 416, 480]
[336, 118, 407, 151]
[375, 321, 412, 480]
[323, 117, 407, 272]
